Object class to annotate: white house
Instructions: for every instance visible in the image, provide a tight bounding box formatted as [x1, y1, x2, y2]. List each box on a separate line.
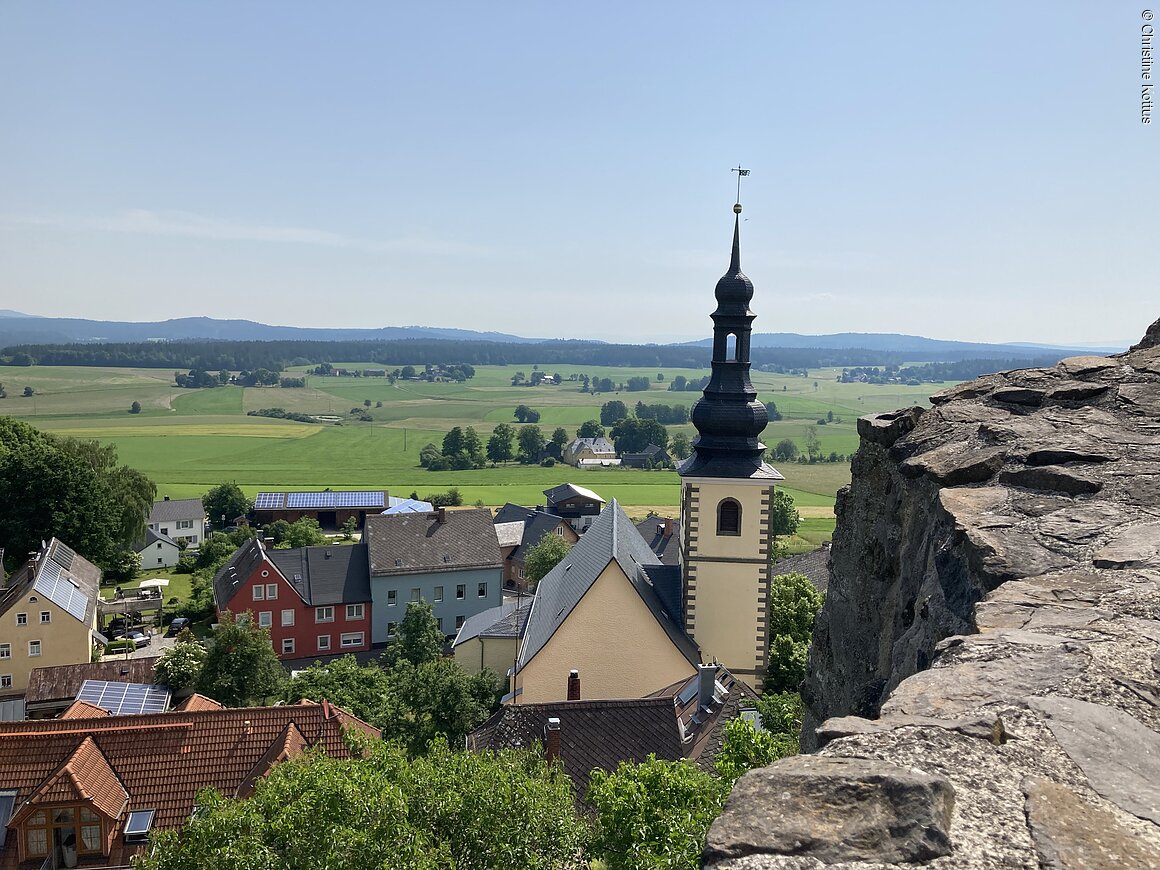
[137, 528, 181, 569]
[147, 497, 205, 549]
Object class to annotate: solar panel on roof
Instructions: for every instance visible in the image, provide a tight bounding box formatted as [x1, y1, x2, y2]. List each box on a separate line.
[34, 566, 88, 623]
[335, 491, 384, 508]
[51, 542, 76, 570]
[77, 680, 170, 715]
[254, 492, 285, 510]
[287, 491, 328, 509]
[676, 679, 700, 707]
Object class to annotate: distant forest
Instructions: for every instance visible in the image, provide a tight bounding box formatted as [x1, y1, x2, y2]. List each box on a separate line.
[0, 338, 1065, 380]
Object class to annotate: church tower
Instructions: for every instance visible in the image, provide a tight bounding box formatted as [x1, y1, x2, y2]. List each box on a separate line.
[679, 196, 783, 692]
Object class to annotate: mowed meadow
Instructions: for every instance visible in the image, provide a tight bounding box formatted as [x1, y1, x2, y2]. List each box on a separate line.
[0, 362, 945, 547]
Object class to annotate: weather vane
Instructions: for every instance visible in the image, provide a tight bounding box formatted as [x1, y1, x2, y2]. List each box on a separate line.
[731, 165, 749, 213]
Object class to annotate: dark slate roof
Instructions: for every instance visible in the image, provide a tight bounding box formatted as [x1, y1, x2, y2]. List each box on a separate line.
[542, 483, 604, 505]
[363, 508, 502, 576]
[136, 528, 179, 552]
[516, 501, 699, 672]
[267, 544, 371, 606]
[641, 565, 683, 629]
[466, 697, 683, 798]
[492, 502, 536, 524]
[211, 538, 272, 612]
[453, 598, 532, 648]
[676, 452, 785, 480]
[510, 512, 572, 563]
[635, 517, 682, 567]
[773, 542, 832, 594]
[148, 498, 205, 525]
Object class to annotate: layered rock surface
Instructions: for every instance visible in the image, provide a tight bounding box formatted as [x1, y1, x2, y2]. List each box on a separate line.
[707, 328, 1160, 868]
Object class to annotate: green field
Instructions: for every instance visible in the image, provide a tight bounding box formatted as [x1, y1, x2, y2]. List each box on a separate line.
[1, 362, 947, 544]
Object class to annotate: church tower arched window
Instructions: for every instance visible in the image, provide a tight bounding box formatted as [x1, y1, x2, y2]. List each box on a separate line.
[717, 498, 741, 536]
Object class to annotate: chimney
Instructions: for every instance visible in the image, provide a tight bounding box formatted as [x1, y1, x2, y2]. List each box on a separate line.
[567, 670, 580, 701]
[544, 718, 561, 764]
[697, 663, 718, 710]
[436, 507, 447, 524]
[661, 521, 673, 540]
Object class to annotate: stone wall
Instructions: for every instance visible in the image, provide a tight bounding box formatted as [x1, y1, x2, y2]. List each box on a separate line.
[706, 319, 1160, 868]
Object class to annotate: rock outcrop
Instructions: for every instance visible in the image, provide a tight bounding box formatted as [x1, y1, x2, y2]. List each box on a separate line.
[707, 330, 1160, 868]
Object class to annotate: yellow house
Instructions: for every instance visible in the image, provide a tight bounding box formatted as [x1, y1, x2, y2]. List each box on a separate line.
[453, 598, 531, 677]
[0, 539, 102, 698]
[511, 501, 699, 704]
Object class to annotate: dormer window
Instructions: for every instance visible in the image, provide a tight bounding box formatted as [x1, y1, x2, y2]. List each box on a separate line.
[123, 809, 155, 842]
[717, 499, 741, 536]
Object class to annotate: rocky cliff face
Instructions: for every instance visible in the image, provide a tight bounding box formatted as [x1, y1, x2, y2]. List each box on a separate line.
[706, 329, 1160, 868]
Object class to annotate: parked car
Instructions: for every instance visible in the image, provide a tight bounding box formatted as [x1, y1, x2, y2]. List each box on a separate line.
[107, 617, 127, 635]
[124, 630, 151, 648]
[167, 617, 190, 636]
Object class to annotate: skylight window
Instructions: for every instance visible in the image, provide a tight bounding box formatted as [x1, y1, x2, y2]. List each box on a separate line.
[123, 809, 156, 841]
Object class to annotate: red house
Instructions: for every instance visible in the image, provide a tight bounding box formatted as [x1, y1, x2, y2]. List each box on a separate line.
[213, 539, 372, 659]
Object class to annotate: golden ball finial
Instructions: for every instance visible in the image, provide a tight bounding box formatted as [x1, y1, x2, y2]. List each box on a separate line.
[733, 202, 743, 214]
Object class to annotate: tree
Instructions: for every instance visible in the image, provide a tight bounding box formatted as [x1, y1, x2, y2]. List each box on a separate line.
[765, 571, 825, 694]
[772, 490, 801, 537]
[517, 425, 545, 462]
[129, 400, 142, 414]
[549, 427, 569, 457]
[278, 517, 328, 548]
[340, 516, 358, 540]
[418, 442, 442, 468]
[154, 633, 207, 692]
[765, 400, 782, 421]
[656, 372, 665, 381]
[461, 426, 484, 465]
[513, 404, 536, 423]
[714, 716, 797, 783]
[600, 400, 629, 426]
[197, 612, 287, 707]
[203, 482, 251, 528]
[21, 386, 33, 397]
[576, 420, 605, 439]
[442, 426, 466, 457]
[383, 601, 444, 667]
[104, 550, 140, 585]
[523, 534, 571, 585]
[284, 654, 391, 723]
[626, 376, 651, 391]
[588, 756, 728, 870]
[610, 417, 668, 454]
[669, 432, 692, 460]
[136, 740, 586, 870]
[805, 425, 821, 462]
[400, 365, 416, 379]
[486, 423, 515, 463]
[772, 438, 799, 462]
[0, 418, 156, 572]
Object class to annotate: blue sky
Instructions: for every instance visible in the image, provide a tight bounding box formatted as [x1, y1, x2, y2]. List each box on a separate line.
[1, 2, 1155, 345]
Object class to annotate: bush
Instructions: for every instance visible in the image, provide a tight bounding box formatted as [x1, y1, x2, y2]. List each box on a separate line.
[104, 639, 135, 654]
[540, 457, 556, 467]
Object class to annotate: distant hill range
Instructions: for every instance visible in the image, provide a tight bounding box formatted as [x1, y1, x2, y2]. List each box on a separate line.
[0, 313, 1124, 360]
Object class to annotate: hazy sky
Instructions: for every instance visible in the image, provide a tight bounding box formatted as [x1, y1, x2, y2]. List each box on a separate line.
[1, 2, 1156, 345]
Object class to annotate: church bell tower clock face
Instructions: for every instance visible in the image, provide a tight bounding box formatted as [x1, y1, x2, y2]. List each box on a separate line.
[679, 178, 784, 691]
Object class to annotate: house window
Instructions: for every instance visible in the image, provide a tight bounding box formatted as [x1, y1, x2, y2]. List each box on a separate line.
[317, 635, 331, 651]
[25, 807, 102, 857]
[340, 632, 364, 648]
[39, 612, 51, 624]
[477, 582, 487, 598]
[437, 617, 444, 633]
[455, 615, 465, 629]
[0, 675, 10, 689]
[346, 603, 364, 620]
[556, 527, 565, 536]
[315, 606, 334, 623]
[15, 613, 26, 626]
[410, 588, 421, 603]
[157, 543, 163, 549]
[456, 584, 465, 600]
[281, 638, 295, 654]
[717, 499, 741, 536]
[266, 583, 278, 600]
[26, 825, 47, 857]
[387, 622, 396, 638]
[28, 640, 41, 657]
[0, 644, 8, 659]
[433, 586, 443, 602]
[177, 520, 193, 529]
[252, 586, 265, 601]
[258, 611, 272, 628]
[387, 590, 396, 606]
[281, 609, 295, 626]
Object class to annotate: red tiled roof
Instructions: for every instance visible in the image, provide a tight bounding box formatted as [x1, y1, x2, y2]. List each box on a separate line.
[0, 700, 380, 866]
[11, 736, 128, 824]
[59, 699, 111, 720]
[173, 693, 223, 712]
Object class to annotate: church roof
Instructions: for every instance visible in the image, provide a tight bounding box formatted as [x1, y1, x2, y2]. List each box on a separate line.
[516, 501, 698, 672]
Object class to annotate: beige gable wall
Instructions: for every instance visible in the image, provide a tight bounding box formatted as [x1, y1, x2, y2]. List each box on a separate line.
[1, 594, 95, 695]
[455, 635, 518, 678]
[682, 477, 773, 691]
[514, 561, 696, 704]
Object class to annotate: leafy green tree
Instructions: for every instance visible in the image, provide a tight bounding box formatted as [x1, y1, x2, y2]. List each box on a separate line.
[340, 516, 358, 540]
[0, 418, 156, 572]
[588, 756, 727, 870]
[523, 534, 571, 586]
[714, 716, 797, 782]
[626, 376, 651, 391]
[136, 740, 585, 870]
[772, 489, 801, 537]
[610, 417, 669, 454]
[576, 420, 605, 439]
[669, 432, 692, 460]
[203, 481, 252, 528]
[442, 426, 466, 457]
[764, 572, 824, 694]
[486, 423, 515, 463]
[804, 425, 821, 462]
[756, 690, 804, 746]
[550, 427, 569, 452]
[461, 426, 484, 465]
[22, 386, 33, 397]
[772, 438, 799, 462]
[197, 612, 287, 707]
[517, 424, 545, 462]
[154, 634, 208, 692]
[285, 654, 391, 723]
[381, 658, 501, 755]
[765, 400, 782, 421]
[514, 404, 535, 423]
[129, 400, 142, 414]
[278, 517, 328, 548]
[599, 400, 629, 426]
[104, 550, 141, 584]
[384, 602, 444, 667]
[265, 519, 292, 546]
[418, 442, 442, 468]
